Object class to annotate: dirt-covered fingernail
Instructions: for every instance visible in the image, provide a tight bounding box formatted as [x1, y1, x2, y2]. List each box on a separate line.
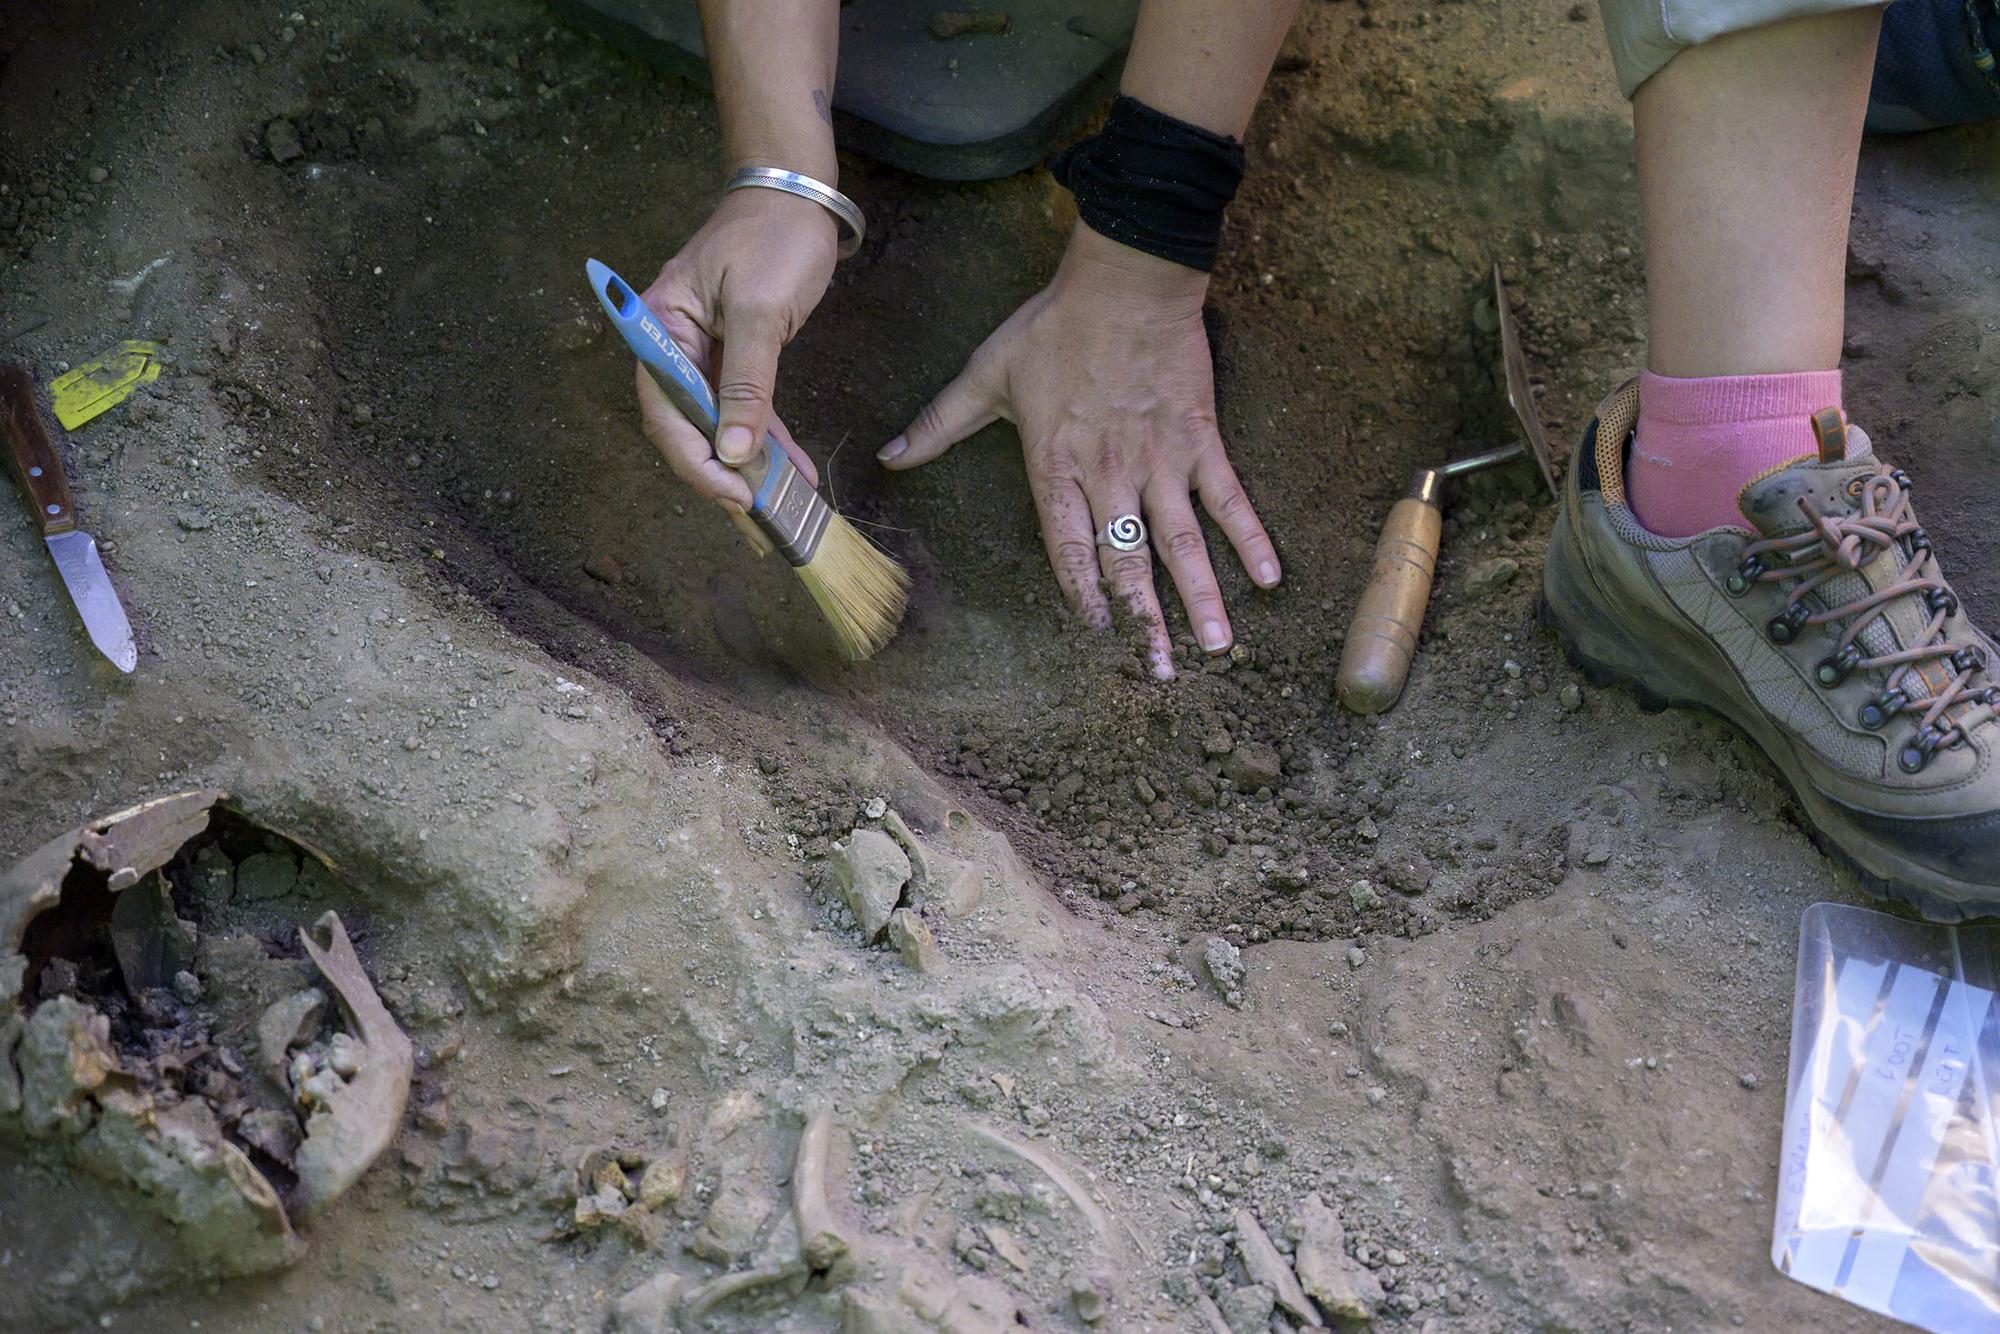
[1256, 560, 1280, 587]
[1200, 621, 1229, 654]
[1151, 656, 1175, 681]
[876, 437, 908, 464]
[718, 425, 755, 464]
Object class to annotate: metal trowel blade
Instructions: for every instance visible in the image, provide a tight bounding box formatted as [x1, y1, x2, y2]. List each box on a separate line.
[1494, 264, 1559, 499]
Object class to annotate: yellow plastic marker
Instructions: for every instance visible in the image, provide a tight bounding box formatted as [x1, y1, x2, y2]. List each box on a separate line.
[49, 340, 164, 430]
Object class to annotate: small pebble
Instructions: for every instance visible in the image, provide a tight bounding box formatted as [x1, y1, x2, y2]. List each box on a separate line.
[1464, 556, 1519, 601]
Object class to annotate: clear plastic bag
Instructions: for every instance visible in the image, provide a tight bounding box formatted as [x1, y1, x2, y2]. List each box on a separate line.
[1775, 903, 2000, 1330]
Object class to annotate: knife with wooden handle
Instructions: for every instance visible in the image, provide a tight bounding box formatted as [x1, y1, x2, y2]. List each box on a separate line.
[2, 365, 137, 672]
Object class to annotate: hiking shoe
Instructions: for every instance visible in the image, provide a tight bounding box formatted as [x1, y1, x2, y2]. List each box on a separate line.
[1541, 379, 2000, 920]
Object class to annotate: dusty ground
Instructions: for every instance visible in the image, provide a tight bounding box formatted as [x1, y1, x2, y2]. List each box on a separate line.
[2, 0, 1997, 1329]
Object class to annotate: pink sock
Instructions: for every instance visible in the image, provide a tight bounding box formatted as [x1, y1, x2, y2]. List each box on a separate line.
[1627, 368, 1843, 537]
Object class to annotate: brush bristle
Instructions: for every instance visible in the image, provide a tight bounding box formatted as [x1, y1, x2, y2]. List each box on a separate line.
[794, 513, 910, 660]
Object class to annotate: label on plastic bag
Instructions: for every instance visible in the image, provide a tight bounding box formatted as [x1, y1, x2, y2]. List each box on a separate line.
[1775, 903, 2000, 1331]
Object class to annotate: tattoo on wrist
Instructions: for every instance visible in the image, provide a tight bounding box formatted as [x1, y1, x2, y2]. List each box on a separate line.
[811, 89, 831, 125]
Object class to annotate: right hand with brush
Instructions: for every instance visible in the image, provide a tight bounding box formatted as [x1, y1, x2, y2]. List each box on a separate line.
[630, 0, 842, 531]
[631, 187, 833, 526]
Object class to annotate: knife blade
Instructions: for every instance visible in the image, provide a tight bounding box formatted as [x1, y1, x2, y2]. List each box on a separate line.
[2, 364, 137, 672]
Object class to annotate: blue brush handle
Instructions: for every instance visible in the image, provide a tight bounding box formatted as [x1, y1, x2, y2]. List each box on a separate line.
[586, 257, 786, 503]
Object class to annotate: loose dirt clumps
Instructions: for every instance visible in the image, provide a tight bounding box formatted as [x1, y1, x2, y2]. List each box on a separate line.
[926, 635, 1575, 946]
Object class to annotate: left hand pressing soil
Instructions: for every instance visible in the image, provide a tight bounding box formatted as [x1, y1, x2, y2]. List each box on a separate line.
[877, 222, 1282, 678]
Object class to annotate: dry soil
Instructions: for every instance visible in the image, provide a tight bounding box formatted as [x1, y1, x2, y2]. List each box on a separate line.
[3, 1, 1998, 1331]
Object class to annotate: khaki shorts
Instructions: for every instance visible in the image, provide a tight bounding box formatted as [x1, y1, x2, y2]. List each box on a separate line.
[1601, 0, 1884, 96]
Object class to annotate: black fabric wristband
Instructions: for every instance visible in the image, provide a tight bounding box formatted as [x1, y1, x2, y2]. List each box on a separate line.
[1049, 95, 1247, 272]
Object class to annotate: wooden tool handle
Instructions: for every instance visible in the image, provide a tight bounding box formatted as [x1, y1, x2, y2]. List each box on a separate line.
[1336, 490, 1443, 715]
[1, 365, 75, 536]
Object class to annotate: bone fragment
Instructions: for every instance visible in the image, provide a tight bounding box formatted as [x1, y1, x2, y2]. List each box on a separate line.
[291, 911, 413, 1219]
[676, 1261, 806, 1322]
[258, 989, 326, 1088]
[792, 1106, 854, 1273]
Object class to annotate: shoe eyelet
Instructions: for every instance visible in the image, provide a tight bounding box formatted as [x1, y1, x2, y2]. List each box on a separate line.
[1925, 588, 1960, 618]
[1892, 468, 1913, 491]
[1911, 529, 1933, 558]
[1725, 555, 1764, 598]
[1768, 601, 1810, 645]
[1899, 725, 1944, 774]
[1815, 644, 1863, 688]
[1951, 646, 1987, 676]
[1859, 689, 1908, 731]
[1846, 477, 1867, 500]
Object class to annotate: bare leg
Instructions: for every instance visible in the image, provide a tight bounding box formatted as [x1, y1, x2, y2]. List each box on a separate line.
[1634, 8, 1883, 378]
[1545, 4, 2000, 915]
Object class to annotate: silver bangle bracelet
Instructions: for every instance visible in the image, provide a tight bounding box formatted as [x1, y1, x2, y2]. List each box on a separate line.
[724, 166, 865, 260]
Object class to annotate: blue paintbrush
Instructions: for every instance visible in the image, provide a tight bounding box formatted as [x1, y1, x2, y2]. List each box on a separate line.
[588, 258, 907, 660]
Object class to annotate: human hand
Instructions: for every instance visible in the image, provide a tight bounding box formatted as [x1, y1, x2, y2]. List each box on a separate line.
[877, 223, 1280, 677]
[633, 185, 837, 512]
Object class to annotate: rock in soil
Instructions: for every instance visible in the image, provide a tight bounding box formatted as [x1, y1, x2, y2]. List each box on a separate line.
[1218, 1283, 1277, 1334]
[1289, 1192, 1384, 1321]
[886, 907, 940, 972]
[1235, 1208, 1320, 1325]
[829, 828, 911, 940]
[1464, 555, 1521, 600]
[1201, 936, 1247, 1008]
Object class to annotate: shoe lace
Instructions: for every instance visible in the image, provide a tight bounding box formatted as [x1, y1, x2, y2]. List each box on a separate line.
[1742, 466, 1998, 749]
